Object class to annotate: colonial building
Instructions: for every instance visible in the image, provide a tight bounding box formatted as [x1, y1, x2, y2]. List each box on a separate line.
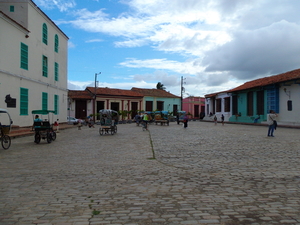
[0, 0, 68, 127]
[182, 96, 205, 119]
[204, 68, 300, 126]
[131, 87, 181, 114]
[68, 87, 181, 120]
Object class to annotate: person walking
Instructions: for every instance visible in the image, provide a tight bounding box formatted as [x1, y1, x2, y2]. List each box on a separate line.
[268, 110, 278, 137]
[142, 113, 149, 130]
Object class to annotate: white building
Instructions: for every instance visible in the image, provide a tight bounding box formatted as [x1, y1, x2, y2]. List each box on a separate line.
[0, 0, 68, 127]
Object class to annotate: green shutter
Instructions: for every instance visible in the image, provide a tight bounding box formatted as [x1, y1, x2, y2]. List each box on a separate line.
[10, 5, 14, 12]
[20, 43, 28, 70]
[42, 55, 48, 77]
[42, 23, 48, 45]
[54, 34, 59, 53]
[20, 88, 28, 115]
[42, 92, 48, 110]
[54, 95, 59, 114]
[54, 62, 59, 81]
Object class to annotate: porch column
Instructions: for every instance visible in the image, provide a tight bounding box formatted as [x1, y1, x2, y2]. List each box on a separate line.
[106, 99, 109, 109]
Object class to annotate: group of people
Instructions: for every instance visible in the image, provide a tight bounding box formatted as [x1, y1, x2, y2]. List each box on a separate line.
[134, 113, 151, 130]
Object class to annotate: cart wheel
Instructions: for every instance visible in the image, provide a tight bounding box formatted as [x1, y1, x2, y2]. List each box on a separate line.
[110, 128, 115, 135]
[99, 128, 103, 136]
[114, 126, 117, 133]
[34, 133, 41, 144]
[47, 132, 52, 143]
[52, 131, 56, 141]
[1, 135, 11, 150]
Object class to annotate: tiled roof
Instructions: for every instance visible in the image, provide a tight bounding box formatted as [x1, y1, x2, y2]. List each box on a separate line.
[131, 87, 180, 98]
[86, 87, 143, 97]
[229, 68, 300, 92]
[68, 90, 93, 99]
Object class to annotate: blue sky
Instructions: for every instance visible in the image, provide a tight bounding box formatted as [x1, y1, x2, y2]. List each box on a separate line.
[36, 0, 300, 97]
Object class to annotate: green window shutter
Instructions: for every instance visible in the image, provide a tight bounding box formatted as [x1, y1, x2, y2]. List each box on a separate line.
[42, 55, 48, 77]
[42, 92, 48, 110]
[54, 34, 59, 53]
[20, 43, 28, 70]
[54, 62, 59, 81]
[20, 88, 28, 115]
[42, 23, 48, 45]
[10, 5, 14, 12]
[54, 95, 59, 114]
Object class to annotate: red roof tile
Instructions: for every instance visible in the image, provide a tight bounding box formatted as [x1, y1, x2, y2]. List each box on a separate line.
[86, 87, 143, 97]
[131, 87, 180, 98]
[229, 68, 300, 92]
[68, 90, 93, 99]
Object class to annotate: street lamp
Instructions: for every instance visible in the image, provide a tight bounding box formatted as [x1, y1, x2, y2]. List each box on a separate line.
[93, 72, 101, 122]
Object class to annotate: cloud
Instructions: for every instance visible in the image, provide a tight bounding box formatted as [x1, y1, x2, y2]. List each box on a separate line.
[34, 0, 76, 12]
[203, 20, 300, 79]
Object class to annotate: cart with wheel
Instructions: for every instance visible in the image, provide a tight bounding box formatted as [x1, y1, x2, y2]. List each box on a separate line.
[99, 109, 119, 135]
[0, 108, 13, 150]
[154, 111, 170, 126]
[32, 110, 57, 144]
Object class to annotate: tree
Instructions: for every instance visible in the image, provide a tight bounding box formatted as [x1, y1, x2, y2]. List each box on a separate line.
[156, 82, 166, 90]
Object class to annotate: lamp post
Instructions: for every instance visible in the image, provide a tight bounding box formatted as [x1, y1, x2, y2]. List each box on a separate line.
[93, 72, 101, 122]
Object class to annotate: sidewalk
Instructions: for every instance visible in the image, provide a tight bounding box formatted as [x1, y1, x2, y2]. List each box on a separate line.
[9, 123, 75, 138]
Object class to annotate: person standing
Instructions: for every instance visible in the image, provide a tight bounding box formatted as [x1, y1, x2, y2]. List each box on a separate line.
[268, 110, 278, 137]
[214, 115, 217, 125]
[142, 113, 149, 130]
[221, 114, 224, 126]
[183, 115, 188, 128]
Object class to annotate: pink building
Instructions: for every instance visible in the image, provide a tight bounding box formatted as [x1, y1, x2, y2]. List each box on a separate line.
[182, 96, 205, 119]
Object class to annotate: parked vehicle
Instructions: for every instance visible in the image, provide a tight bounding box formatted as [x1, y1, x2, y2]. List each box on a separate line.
[67, 116, 79, 125]
[154, 111, 170, 126]
[0, 108, 13, 150]
[99, 109, 119, 135]
[32, 110, 56, 144]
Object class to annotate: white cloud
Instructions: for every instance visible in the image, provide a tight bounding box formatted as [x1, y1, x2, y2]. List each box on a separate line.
[35, 0, 76, 12]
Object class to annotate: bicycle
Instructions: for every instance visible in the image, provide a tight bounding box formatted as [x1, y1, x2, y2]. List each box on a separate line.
[0, 126, 11, 150]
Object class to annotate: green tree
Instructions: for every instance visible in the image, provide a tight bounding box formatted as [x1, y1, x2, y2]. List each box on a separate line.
[156, 82, 166, 90]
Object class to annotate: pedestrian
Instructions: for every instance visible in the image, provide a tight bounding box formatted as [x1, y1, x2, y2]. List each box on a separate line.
[214, 115, 217, 125]
[221, 114, 224, 126]
[142, 113, 149, 130]
[268, 110, 278, 137]
[54, 119, 59, 132]
[183, 115, 188, 128]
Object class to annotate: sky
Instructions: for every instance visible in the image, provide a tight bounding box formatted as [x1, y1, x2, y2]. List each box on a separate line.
[35, 0, 300, 97]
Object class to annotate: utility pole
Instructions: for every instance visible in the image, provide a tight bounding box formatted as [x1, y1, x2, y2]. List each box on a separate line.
[181, 76, 185, 110]
[93, 72, 101, 122]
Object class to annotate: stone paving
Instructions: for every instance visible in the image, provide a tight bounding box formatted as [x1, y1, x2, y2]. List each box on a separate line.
[0, 121, 300, 225]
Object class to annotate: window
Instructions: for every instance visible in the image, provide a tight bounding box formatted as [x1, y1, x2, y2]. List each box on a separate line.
[20, 88, 28, 115]
[256, 90, 264, 115]
[42, 92, 48, 110]
[216, 98, 221, 112]
[224, 97, 230, 112]
[10, 5, 14, 12]
[157, 101, 164, 111]
[42, 23, 48, 45]
[287, 100, 292, 111]
[54, 95, 59, 114]
[54, 34, 59, 52]
[146, 101, 153, 111]
[20, 43, 28, 70]
[247, 91, 253, 116]
[54, 62, 59, 81]
[232, 95, 238, 115]
[42, 55, 48, 77]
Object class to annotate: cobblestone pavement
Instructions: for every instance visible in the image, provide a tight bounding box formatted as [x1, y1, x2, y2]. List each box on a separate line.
[0, 122, 300, 225]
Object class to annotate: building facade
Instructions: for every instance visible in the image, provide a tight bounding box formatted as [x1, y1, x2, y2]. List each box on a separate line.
[0, 0, 68, 127]
[182, 96, 205, 119]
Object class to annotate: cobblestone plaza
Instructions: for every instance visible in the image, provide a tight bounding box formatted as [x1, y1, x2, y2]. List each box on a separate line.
[1, 122, 299, 225]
